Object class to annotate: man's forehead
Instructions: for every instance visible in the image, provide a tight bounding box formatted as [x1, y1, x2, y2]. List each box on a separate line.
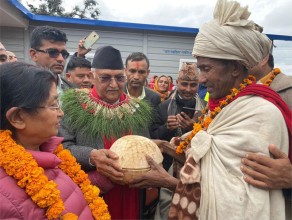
[196, 57, 218, 66]
[178, 78, 198, 83]
[128, 60, 148, 67]
[40, 39, 66, 48]
[94, 69, 124, 75]
[71, 67, 91, 73]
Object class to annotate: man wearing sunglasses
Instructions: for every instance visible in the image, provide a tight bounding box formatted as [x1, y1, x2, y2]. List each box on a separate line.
[59, 45, 153, 220]
[29, 26, 75, 94]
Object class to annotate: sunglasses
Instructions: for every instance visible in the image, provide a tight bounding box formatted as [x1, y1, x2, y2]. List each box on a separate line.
[35, 48, 70, 59]
[0, 54, 7, 62]
[97, 75, 126, 84]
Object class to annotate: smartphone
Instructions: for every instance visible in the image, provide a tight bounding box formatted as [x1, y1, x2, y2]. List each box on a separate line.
[83, 31, 99, 49]
[181, 107, 196, 117]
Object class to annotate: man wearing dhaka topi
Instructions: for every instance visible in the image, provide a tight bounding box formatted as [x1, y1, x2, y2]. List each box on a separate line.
[59, 45, 153, 219]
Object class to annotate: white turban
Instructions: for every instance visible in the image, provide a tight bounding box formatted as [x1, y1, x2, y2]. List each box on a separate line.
[192, 0, 272, 69]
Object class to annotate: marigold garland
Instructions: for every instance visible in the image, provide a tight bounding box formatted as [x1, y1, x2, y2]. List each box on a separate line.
[176, 75, 256, 154]
[0, 130, 110, 220]
[176, 69, 281, 155]
[262, 68, 281, 86]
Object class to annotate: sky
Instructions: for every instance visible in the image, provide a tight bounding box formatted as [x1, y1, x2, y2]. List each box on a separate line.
[24, 0, 292, 74]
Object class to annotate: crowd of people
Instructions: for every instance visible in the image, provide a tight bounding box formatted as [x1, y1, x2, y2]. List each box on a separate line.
[0, 0, 292, 219]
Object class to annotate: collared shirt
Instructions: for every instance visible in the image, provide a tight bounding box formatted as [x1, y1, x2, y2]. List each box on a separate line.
[126, 86, 146, 100]
[57, 75, 64, 97]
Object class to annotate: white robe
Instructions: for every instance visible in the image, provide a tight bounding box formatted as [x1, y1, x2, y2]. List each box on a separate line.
[186, 95, 289, 220]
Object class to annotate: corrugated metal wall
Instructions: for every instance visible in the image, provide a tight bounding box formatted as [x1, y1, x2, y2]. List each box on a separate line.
[1, 24, 196, 80]
[147, 34, 195, 77]
[0, 26, 26, 62]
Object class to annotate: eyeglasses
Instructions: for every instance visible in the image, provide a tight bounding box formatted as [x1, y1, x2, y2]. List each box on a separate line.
[0, 54, 7, 62]
[39, 100, 61, 110]
[97, 75, 126, 84]
[35, 48, 70, 59]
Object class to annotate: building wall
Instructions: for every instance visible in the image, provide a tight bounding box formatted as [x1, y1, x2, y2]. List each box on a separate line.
[0, 26, 29, 62]
[29, 24, 196, 80]
[1, 23, 196, 80]
[147, 34, 195, 77]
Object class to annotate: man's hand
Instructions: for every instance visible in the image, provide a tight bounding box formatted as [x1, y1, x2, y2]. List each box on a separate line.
[177, 112, 195, 129]
[166, 115, 179, 131]
[77, 39, 91, 57]
[90, 149, 124, 182]
[241, 144, 292, 189]
[129, 155, 179, 191]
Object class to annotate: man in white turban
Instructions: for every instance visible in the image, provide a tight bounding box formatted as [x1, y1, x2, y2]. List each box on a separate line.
[168, 0, 292, 219]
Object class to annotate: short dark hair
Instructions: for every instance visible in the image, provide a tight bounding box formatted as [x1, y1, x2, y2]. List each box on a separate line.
[0, 62, 56, 130]
[268, 53, 274, 68]
[125, 52, 150, 68]
[66, 56, 91, 72]
[30, 26, 68, 49]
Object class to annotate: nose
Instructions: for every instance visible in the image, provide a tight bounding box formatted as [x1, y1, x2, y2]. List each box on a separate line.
[198, 72, 207, 84]
[109, 77, 118, 87]
[185, 84, 192, 92]
[56, 53, 65, 62]
[83, 75, 90, 83]
[133, 72, 140, 79]
[58, 108, 64, 118]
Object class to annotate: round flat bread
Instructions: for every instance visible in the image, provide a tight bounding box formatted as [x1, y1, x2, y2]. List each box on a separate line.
[111, 135, 163, 170]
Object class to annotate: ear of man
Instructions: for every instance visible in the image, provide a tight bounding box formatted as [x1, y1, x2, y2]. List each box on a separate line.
[230, 61, 245, 78]
[65, 72, 71, 81]
[29, 48, 38, 62]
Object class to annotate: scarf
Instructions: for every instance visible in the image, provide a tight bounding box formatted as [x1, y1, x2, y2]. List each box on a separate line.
[167, 90, 205, 115]
[169, 83, 292, 220]
[153, 76, 170, 101]
[235, 83, 292, 161]
[167, 90, 205, 137]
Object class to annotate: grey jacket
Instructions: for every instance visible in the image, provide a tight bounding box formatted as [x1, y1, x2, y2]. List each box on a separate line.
[123, 83, 161, 108]
[123, 83, 161, 138]
[270, 72, 292, 110]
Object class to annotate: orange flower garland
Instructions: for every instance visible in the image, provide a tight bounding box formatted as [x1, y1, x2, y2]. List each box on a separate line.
[0, 130, 110, 220]
[54, 144, 111, 220]
[176, 75, 256, 154]
[176, 68, 281, 155]
[262, 68, 281, 86]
